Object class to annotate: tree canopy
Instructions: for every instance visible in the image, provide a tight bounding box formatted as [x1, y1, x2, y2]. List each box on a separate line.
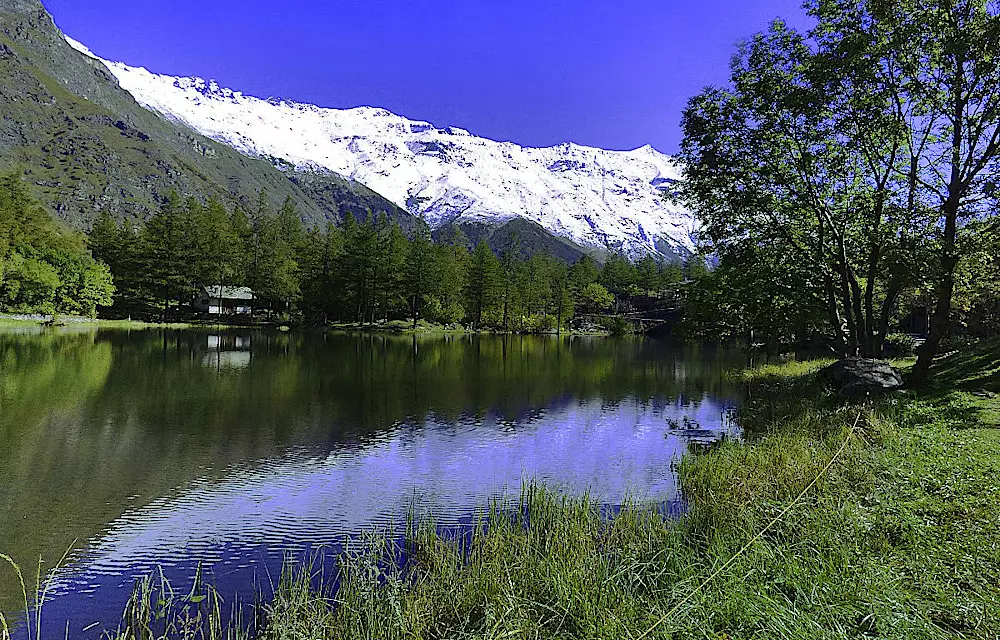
[674, 0, 1000, 373]
[0, 174, 114, 316]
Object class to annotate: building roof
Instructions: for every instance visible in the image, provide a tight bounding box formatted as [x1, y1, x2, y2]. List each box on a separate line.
[204, 285, 254, 300]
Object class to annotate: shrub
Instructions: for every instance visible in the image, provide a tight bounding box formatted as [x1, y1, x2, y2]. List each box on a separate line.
[600, 316, 632, 336]
[884, 332, 916, 356]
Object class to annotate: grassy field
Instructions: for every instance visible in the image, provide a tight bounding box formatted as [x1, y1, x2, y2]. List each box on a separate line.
[5, 342, 998, 639]
[0, 316, 196, 330]
[241, 343, 997, 640]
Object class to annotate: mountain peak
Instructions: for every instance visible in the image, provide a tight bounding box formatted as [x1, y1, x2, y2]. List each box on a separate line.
[65, 35, 696, 258]
[0, 0, 47, 16]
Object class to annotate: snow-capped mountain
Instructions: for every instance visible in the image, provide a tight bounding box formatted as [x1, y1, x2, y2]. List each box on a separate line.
[66, 36, 695, 258]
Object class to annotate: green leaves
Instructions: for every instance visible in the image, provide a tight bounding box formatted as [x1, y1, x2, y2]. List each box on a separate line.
[0, 173, 114, 316]
[673, 0, 1000, 355]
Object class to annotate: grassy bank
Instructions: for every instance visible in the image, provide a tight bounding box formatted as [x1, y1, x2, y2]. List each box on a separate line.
[245, 345, 997, 639]
[0, 316, 195, 330]
[6, 344, 999, 639]
[324, 319, 615, 336]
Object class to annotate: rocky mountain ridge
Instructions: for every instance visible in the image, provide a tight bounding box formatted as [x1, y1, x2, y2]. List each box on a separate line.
[0, 0, 414, 232]
[67, 37, 696, 259]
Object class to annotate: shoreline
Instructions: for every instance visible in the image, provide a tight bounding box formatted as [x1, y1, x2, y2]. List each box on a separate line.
[0, 314, 618, 336]
[4, 340, 996, 638]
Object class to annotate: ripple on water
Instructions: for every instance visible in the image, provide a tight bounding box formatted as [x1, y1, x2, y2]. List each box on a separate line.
[1, 333, 743, 639]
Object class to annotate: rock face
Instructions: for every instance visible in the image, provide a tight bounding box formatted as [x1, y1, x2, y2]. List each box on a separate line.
[818, 358, 905, 397]
[66, 36, 697, 259]
[0, 0, 417, 232]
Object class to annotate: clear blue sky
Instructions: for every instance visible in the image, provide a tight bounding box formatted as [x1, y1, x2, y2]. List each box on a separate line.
[45, 0, 809, 153]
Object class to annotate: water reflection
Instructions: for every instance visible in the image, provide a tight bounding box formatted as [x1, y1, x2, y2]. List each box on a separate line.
[0, 329, 743, 637]
[202, 334, 252, 369]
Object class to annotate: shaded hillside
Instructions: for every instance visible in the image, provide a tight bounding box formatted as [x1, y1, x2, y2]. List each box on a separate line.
[285, 167, 422, 234]
[0, 0, 414, 230]
[433, 218, 592, 263]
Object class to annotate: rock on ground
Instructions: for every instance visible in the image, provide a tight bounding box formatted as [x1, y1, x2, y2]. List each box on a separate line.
[818, 358, 904, 397]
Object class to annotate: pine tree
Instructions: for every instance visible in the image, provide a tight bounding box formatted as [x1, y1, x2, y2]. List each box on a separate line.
[140, 191, 194, 320]
[239, 191, 303, 315]
[378, 219, 409, 321]
[229, 205, 252, 286]
[300, 223, 344, 323]
[269, 197, 304, 309]
[637, 255, 660, 296]
[498, 249, 517, 331]
[550, 261, 575, 332]
[433, 240, 468, 325]
[87, 210, 132, 306]
[466, 241, 501, 328]
[661, 260, 683, 287]
[198, 198, 242, 303]
[600, 254, 637, 298]
[404, 226, 438, 328]
[569, 255, 599, 294]
[339, 212, 378, 323]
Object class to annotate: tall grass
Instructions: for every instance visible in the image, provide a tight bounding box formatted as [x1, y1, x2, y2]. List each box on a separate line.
[241, 361, 993, 639]
[0, 546, 74, 640]
[110, 563, 245, 640]
[4, 357, 998, 638]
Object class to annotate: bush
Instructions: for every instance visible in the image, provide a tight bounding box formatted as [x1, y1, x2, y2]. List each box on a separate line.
[600, 316, 633, 336]
[423, 296, 464, 325]
[884, 332, 916, 356]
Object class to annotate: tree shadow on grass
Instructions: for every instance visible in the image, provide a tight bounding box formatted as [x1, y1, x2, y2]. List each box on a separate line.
[919, 338, 1000, 428]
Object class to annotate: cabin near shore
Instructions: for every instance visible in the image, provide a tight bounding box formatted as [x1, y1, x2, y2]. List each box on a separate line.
[196, 286, 255, 316]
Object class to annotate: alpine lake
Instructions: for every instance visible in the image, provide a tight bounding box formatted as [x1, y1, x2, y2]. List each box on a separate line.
[0, 327, 747, 637]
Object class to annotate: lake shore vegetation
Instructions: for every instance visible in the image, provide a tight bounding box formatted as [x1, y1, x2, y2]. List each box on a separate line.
[237, 342, 1000, 639]
[6, 338, 990, 640]
[0, 175, 114, 318]
[83, 187, 693, 334]
[671, 0, 1000, 382]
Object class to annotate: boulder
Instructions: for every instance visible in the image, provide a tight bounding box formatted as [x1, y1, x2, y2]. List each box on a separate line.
[818, 358, 904, 397]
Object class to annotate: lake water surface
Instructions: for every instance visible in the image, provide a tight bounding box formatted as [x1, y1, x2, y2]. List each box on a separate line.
[0, 329, 744, 637]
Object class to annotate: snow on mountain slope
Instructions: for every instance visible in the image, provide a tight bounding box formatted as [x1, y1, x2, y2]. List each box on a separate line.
[67, 36, 695, 258]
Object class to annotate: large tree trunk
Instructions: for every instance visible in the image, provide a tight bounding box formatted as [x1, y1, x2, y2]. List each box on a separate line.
[875, 274, 904, 358]
[911, 77, 968, 385]
[819, 218, 848, 355]
[911, 196, 961, 384]
[836, 257, 859, 357]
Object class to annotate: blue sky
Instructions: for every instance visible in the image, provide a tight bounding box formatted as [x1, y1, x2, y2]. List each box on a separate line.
[46, 0, 809, 153]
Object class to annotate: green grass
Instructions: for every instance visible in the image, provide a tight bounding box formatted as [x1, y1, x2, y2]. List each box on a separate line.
[4, 343, 999, 639]
[921, 337, 1000, 426]
[245, 345, 996, 639]
[0, 317, 195, 330]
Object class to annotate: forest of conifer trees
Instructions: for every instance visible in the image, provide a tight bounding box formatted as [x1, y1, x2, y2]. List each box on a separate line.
[85, 188, 691, 331]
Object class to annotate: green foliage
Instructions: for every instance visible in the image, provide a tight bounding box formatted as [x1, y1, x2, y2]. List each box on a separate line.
[578, 282, 614, 313]
[569, 254, 599, 292]
[465, 241, 503, 328]
[0, 173, 114, 316]
[600, 315, 633, 336]
[599, 254, 635, 299]
[953, 219, 1000, 338]
[885, 332, 917, 357]
[674, 0, 1000, 367]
